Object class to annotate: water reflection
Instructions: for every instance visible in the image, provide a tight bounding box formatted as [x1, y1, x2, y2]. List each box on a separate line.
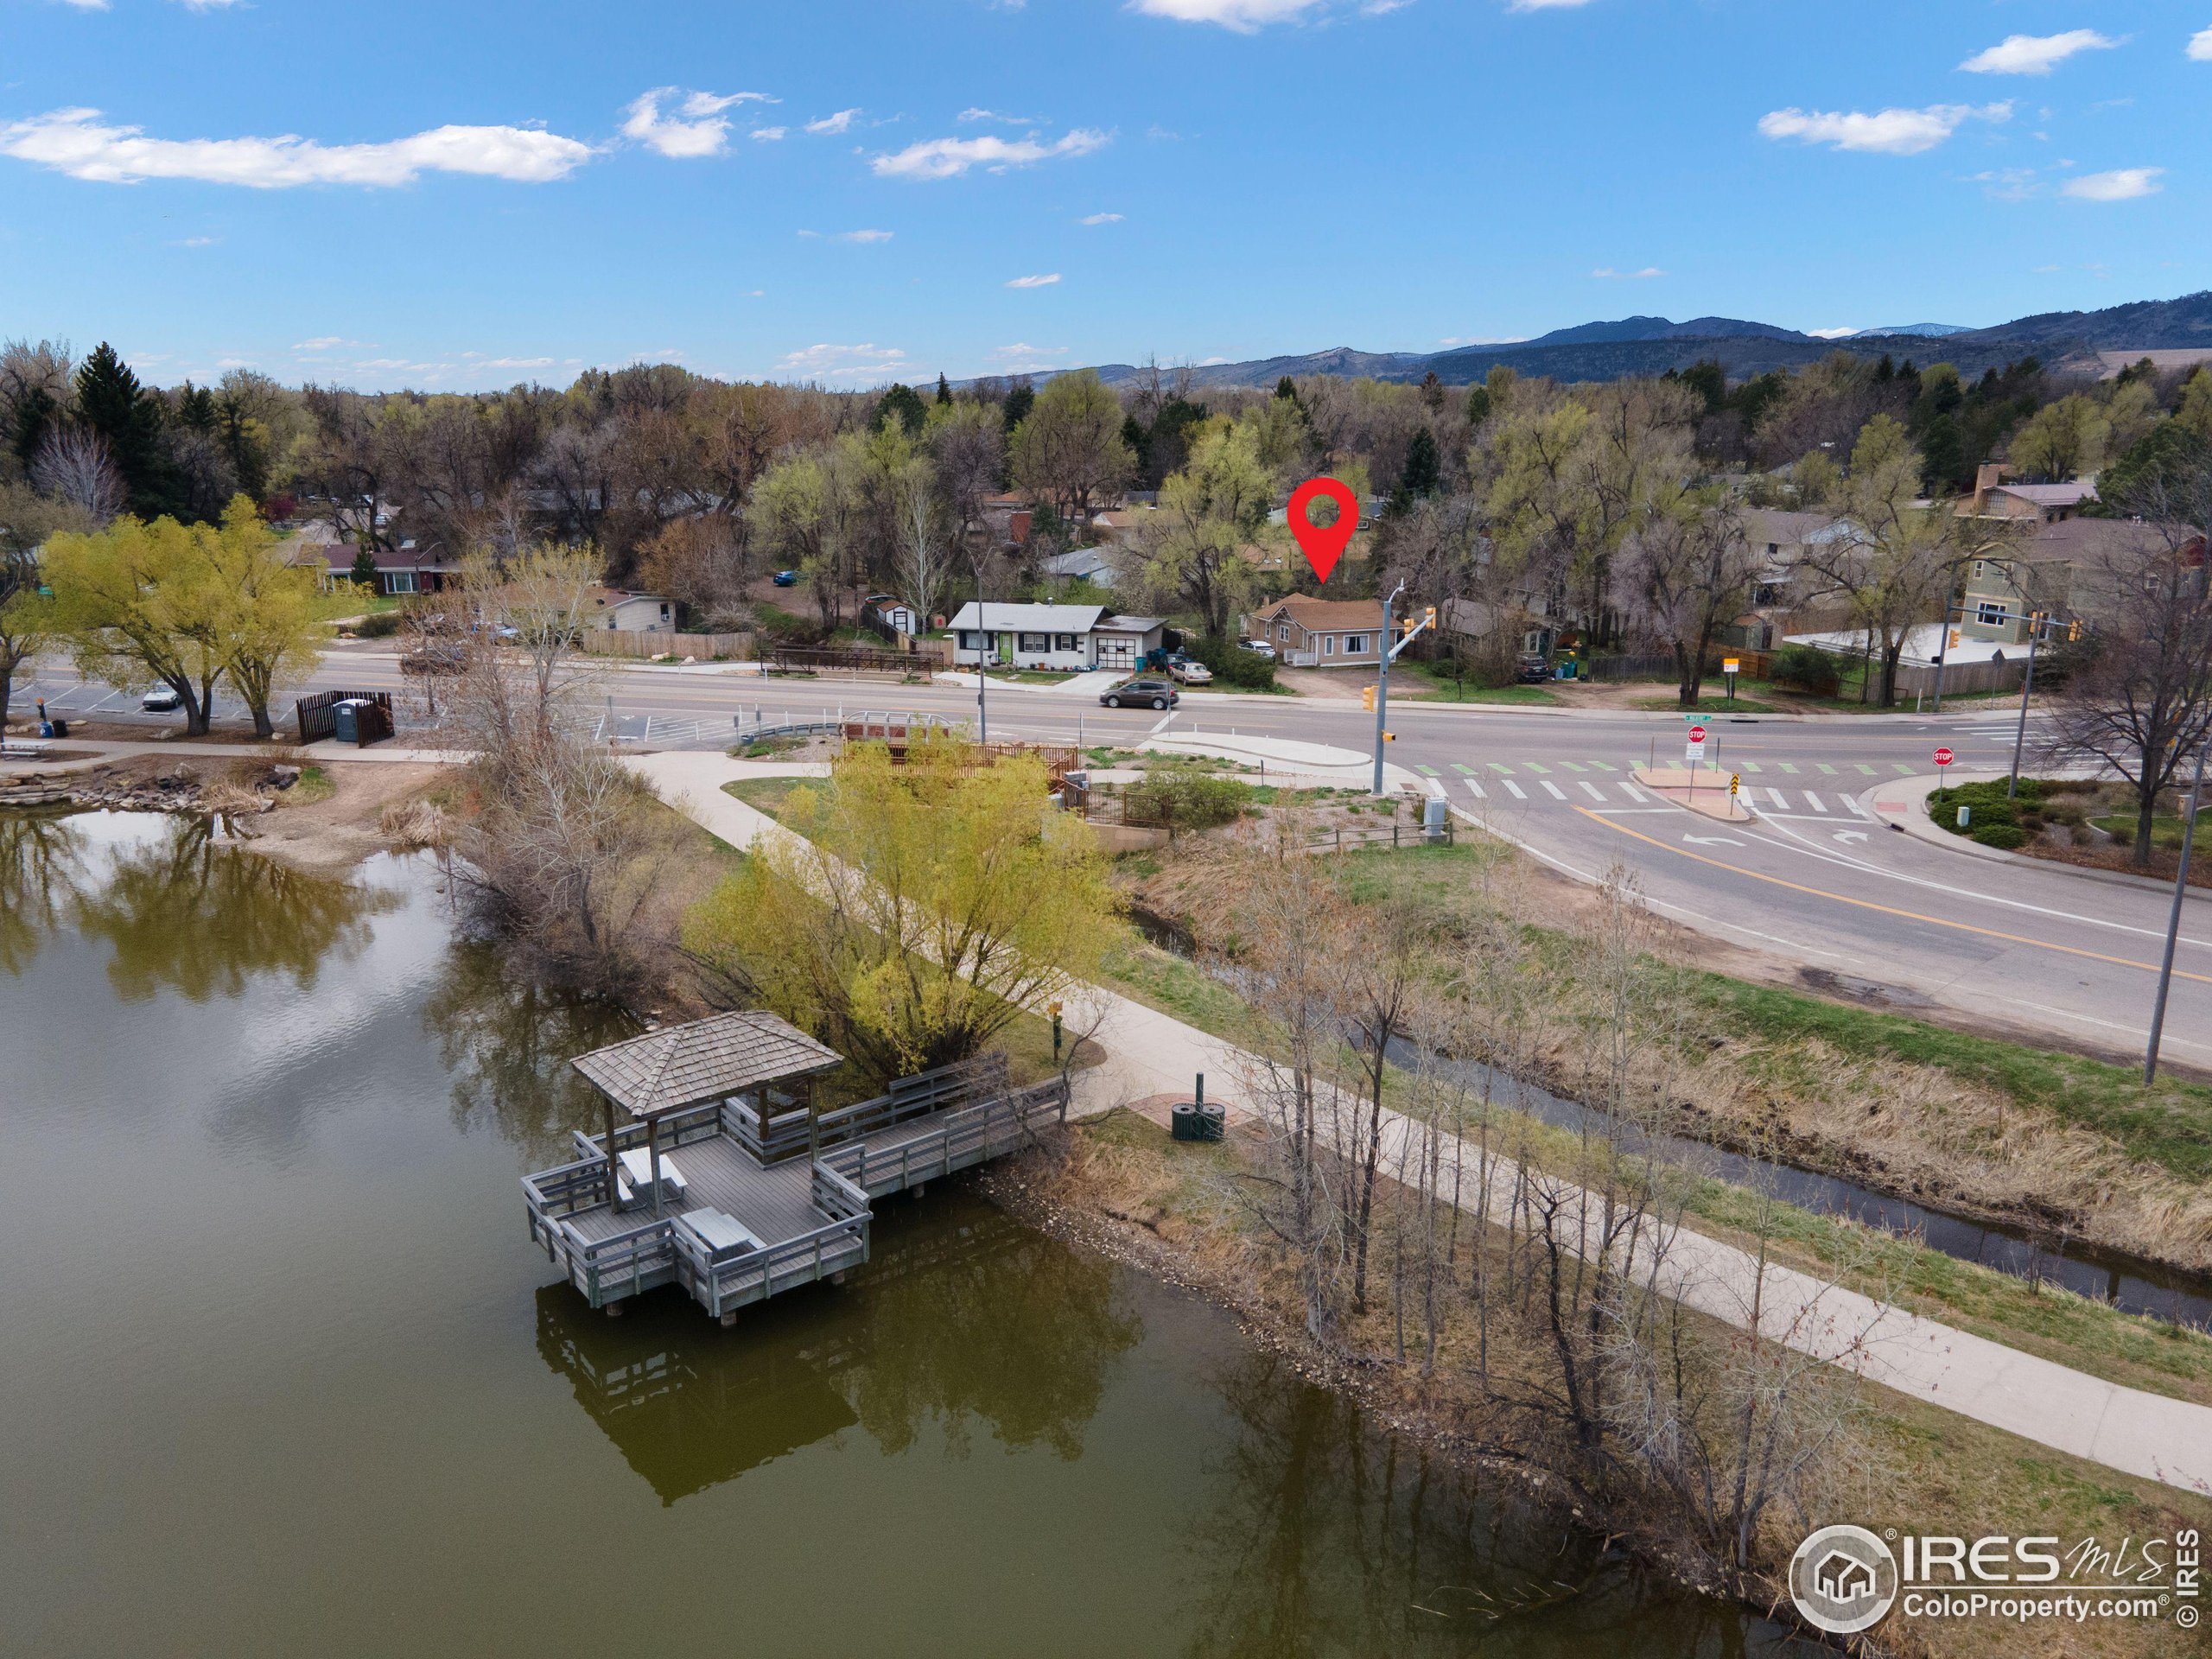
[537, 1196, 1141, 1504]
[1179, 1352, 1791, 1658]
[422, 944, 636, 1166]
[0, 810, 83, 974]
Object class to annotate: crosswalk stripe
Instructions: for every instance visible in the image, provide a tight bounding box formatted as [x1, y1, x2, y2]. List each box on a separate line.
[1780, 762, 1800, 774]
[1892, 762, 1916, 774]
[1488, 762, 1514, 774]
[1502, 779, 1527, 799]
[1845, 795, 1872, 819]
[1768, 787, 1789, 810]
[1815, 762, 1837, 775]
[1559, 760, 1586, 772]
[1464, 779, 1486, 799]
[1579, 780, 1606, 802]
[1805, 791, 1827, 813]
[1450, 763, 1475, 774]
[1740, 760, 1762, 773]
[1540, 780, 1567, 800]
[1620, 781, 1649, 802]
[1589, 759, 1618, 771]
[1854, 763, 1876, 775]
[1416, 765, 1440, 776]
[1523, 761, 1551, 773]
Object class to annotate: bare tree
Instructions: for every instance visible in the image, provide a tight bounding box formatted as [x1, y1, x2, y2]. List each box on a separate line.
[31, 427, 125, 523]
[2049, 455, 2212, 865]
[893, 455, 953, 629]
[1617, 492, 1764, 706]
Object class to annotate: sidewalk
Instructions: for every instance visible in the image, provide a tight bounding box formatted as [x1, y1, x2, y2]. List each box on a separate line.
[1, 736, 462, 773]
[1866, 771, 2209, 902]
[630, 749, 2212, 1496]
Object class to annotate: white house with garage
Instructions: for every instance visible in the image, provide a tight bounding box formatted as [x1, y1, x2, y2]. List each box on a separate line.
[946, 602, 1165, 672]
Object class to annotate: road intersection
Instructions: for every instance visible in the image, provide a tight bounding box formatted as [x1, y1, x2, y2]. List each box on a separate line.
[24, 648, 2209, 1070]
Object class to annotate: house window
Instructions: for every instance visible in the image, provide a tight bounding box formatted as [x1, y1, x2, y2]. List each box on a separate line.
[1276, 623, 1291, 643]
[1344, 634, 1368, 655]
[386, 571, 417, 594]
[1323, 635, 1337, 657]
[1018, 632, 1049, 652]
[1975, 602, 2010, 627]
[1054, 632, 1077, 652]
[957, 630, 979, 650]
[1972, 560, 1985, 578]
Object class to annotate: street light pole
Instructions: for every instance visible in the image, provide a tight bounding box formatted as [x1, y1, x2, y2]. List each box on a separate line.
[2144, 736, 2208, 1086]
[1372, 582, 1402, 797]
[967, 552, 988, 746]
[2006, 613, 2044, 802]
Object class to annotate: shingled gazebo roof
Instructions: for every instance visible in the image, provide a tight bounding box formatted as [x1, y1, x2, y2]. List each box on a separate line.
[569, 1011, 844, 1121]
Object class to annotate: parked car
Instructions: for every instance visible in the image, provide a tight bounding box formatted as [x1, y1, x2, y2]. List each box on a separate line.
[772, 569, 799, 587]
[1514, 657, 1553, 684]
[140, 685, 182, 713]
[1101, 677, 1179, 710]
[1169, 659, 1213, 684]
[1237, 638, 1276, 658]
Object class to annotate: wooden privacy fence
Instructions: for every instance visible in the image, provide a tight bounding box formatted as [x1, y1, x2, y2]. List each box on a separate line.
[579, 629, 752, 659]
[768, 644, 936, 677]
[293, 688, 394, 744]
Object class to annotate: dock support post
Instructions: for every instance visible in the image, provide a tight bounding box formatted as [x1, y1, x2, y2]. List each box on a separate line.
[719, 1311, 737, 1328]
[606, 1301, 625, 1319]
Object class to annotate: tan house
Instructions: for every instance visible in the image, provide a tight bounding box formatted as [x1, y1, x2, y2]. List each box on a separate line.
[1243, 594, 1388, 668]
[1958, 517, 2183, 645]
[1964, 462, 2097, 524]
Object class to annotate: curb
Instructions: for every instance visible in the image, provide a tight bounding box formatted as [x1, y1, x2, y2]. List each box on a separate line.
[1862, 772, 2207, 900]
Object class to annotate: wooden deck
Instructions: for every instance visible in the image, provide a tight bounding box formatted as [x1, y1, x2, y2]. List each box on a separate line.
[524, 1063, 1070, 1324]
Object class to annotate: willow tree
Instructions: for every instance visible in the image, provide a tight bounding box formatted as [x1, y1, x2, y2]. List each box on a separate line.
[45, 511, 232, 733]
[684, 734, 1120, 1084]
[207, 499, 324, 737]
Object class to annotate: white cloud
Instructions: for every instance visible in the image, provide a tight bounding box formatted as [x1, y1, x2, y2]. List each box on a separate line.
[2190, 26, 2212, 61]
[175, 0, 245, 9]
[805, 108, 861, 135]
[991, 342, 1068, 372]
[959, 108, 1041, 124]
[1128, 0, 1322, 29]
[1591, 265, 1664, 279]
[622, 87, 774, 159]
[479, 356, 555, 369]
[774, 342, 910, 385]
[1967, 165, 2041, 200]
[171, 234, 217, 246]
[750, 126, 787, 142]
[1006, 273, 1063, 288]
[872, 127, 1109, 180]
[1757, 101, 2011, 156]
[993, 343, 1066, 358]
[2063, 166, 2164, 200]
[0, 106, 594, 187]
[1509, 0, 1597, 8]
[837, 228, 893, 243]
[1438, 335, 1526, 346]
[292, 336, 360, 351]
[1960, 29, 2118, 75]
[58, 0, 109, 9]
[1079, 211, 1123, 224]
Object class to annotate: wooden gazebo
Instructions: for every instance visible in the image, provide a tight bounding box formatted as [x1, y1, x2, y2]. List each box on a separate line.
[569, 1012, 843, 1216]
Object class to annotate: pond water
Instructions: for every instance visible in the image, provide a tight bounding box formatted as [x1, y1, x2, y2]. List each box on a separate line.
[0, 812, 1805, 1657]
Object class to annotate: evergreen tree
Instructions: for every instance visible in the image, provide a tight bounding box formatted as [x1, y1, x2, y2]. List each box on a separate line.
[1121, 413, 1150, 483]
[1465, 384, 1491, 429]
[177, 382, 219, 432]
[74, 343, 172, 518]
[350, 546, 379, 587]
[8, 385, 56, 472]
[1394, 426, 1441, 509]
[871, 382, 928, 437]
[935, 372, 952, 406]
[218, 393, 270, 501]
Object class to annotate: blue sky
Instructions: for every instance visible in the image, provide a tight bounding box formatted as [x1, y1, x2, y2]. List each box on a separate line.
[3, 0, 2208, 390]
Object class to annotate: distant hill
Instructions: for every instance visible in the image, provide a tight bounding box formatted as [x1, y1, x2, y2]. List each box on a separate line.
[1028, 290, 2212, 392]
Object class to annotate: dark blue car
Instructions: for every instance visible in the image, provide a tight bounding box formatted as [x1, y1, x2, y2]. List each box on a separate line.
[772, 569, 799, 587]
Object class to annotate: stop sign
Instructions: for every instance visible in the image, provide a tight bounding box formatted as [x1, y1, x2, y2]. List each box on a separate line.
[1934, 747, 1954, 766]
[1688, 724, 1707, 742]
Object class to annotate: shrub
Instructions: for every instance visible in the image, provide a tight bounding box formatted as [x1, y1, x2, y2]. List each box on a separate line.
[1971, 823, 2029, 849]
[1192, 632, 1276, 691]
[1769, 643, 1841, 696]
[1124, 764, 1252, 833]
[353, 612, 401, 639]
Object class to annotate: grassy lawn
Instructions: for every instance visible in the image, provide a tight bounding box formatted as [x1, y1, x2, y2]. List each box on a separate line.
[277, 764, 335, 807]
[1629, 689, 1780, 713]
[2090, 811, 2193, 852]
[721, 776, 810, 817]
[1393, 662, 1560, 704]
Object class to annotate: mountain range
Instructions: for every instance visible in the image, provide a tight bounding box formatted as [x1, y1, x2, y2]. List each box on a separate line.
[1073, 290, 2212, 391]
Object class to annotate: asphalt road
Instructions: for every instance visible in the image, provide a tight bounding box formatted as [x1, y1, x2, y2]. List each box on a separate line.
[25, 648, 2209, 1070]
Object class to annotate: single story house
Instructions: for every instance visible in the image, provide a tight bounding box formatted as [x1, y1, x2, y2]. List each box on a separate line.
[589, 590, 676, 632]
[1039, 545, 1115, 587]
[1964, 462, 2097, 524]
[946, 602, 1164, 671]
[1243, 595, 1388, 668]
[300, 540, 461, 597]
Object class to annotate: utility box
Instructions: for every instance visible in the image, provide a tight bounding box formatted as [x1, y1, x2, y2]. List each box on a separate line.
[1423, 794, 1448, 842]
[1957, 805, 1971, 829]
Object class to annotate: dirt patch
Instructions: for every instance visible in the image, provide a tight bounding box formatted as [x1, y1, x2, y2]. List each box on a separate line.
[236, 761, 454, 875]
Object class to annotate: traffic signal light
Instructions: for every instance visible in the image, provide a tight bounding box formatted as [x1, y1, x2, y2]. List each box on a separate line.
[1382, 731, 1395, 742]
[2069, 620, 2083, 642]
[1425, 607, 1437, 628]
[1361, 685, 1376, 712]
[1948, 627, 1961, 648]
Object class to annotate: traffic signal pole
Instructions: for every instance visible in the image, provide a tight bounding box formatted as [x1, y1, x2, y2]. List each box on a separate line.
[1370, 582, 1437, 797]
[2144, 738, 2208, 1086]
[2006, 614, 2045, 802]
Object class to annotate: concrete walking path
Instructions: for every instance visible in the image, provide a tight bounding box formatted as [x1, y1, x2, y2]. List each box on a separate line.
[630, 749, 2212, 1495]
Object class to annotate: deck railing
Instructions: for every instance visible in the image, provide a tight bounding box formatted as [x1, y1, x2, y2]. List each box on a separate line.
[822, 1074, 1068, 1196]
[729, 1053, 1012, 1165]
[574, 1217, 679, 1306]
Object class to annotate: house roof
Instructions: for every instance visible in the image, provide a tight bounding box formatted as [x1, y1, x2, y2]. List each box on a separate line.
[570, 1011, 843, 1121]
[1252, 594, 1389, 631]
[1993, 482, 2097, 509]
[1097, 613, 1163, 632]
[947, 601, 1105, 632]
[1742, 509, 1851, 549]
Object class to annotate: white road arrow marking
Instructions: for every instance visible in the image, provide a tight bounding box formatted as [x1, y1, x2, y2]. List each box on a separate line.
[1682, 833, 1745, 846]
[1832, 830, 1870, 844]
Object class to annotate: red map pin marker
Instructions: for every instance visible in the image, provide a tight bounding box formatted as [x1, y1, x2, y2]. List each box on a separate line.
[1287, 476, 1358, 584]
